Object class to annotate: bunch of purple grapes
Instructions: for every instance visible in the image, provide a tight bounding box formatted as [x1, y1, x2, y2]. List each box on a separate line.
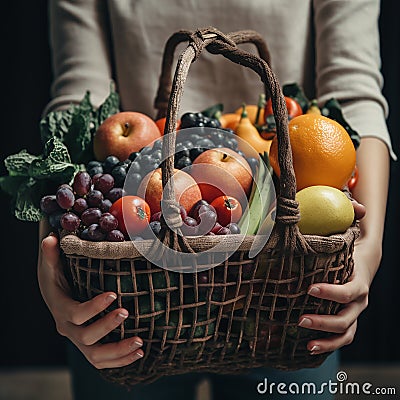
[40, 171, 126, 242]
[150, 199, 241, 237]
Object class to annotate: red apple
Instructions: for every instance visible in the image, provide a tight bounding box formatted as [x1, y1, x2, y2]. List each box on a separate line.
[137, 168, 202, 215]
[93, 111, 161, 161]
[190, 147, 253, 205]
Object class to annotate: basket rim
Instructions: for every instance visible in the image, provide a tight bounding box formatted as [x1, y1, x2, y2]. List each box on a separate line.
[59, 224, 359, 260]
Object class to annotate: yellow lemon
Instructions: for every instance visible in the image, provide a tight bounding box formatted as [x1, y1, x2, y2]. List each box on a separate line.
[296, 185, 354, 236]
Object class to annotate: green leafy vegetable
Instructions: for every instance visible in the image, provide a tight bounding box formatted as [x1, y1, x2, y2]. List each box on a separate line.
[4, 150, 40, 177]
[14, 178, 45, 222]
[0, 175, 27, 197]
[40, 108, 74, 144]
[40, 82, 120, 164]
[1, 82, 120, 222]
[97, 82, 120, 125]
[63, 110, 94, 164]
[28, 137, 80, 181]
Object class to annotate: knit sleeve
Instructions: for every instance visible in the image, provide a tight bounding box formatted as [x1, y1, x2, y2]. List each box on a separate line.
[313, 0, 396, 160]
[43, 0, 113, 115]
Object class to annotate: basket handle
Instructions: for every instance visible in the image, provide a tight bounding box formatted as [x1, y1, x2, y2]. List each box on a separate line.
[154, 29, 272, 120]
[155, 27, 304, 256]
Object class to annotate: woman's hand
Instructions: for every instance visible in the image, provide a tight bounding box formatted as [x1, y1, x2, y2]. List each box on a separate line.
[297, 199, 373, 355]
[38, 233, 144, 369]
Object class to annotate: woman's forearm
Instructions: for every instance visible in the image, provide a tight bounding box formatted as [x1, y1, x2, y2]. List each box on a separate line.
[352, 136, 390, 283]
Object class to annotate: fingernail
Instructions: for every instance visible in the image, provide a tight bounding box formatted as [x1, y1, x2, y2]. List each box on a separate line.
[131, 340, 143, 349]
[106, 293, 117, 303]
[117, 311, 128, 320]
[310, 345, 320, 354]
[298, 317, 312, 328]
[134, 352, 143, 359]
[308, 286, 321, 296]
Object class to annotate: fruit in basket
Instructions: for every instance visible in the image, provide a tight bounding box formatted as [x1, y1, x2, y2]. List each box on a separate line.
[72, 197, 88, 215]
[56, 185, 75, 209]
[81, 207, 102, 226]
[86, 160, 104, 177]
[98, 212, 119, 232]
[235, 104, 264, 126]
[93, 111, 161, 162]
[190, 147, 252, 204]
[40, 195, 62, 215]
[235, 104, 272, 156]
[86, 189, 104, 207]
[109, 195, 150, 236]
[180, 112, 221, 129]
[85, 223, 106, 241]
[347, 165, 359, 192]
[210, 195, 242, 227]
[106, 229, 125, 242]
[72, 171, 92, 196]
[269, 114, 356, 191]
[60, 212, 81, 232]
[264, 96, 303, 120]
[296, 185, 354, 236]
[93, 173, 114, 194]
[137, 168, 202, 215]
[219, 113, 241, 130]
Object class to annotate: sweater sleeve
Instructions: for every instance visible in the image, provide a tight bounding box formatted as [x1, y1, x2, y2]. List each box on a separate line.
[43, 0, 113, 115]
[313, 0, 396, 160]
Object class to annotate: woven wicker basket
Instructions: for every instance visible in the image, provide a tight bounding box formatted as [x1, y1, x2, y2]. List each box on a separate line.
[60, 27, 360, 387]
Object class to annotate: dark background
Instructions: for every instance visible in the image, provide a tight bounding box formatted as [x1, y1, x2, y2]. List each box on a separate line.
[1, 1, 399, 367]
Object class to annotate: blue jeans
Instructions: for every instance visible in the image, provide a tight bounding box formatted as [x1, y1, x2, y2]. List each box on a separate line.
[67, 341, 339, 400]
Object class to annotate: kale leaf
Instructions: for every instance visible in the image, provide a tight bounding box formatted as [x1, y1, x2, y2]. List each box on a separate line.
[1, 82, 120, 222]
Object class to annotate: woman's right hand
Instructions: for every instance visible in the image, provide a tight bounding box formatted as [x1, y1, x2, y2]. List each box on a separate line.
[38, 233, 144, 369]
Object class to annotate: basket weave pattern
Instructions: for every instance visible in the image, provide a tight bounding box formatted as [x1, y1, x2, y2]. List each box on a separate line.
[60, 27, 360, 386]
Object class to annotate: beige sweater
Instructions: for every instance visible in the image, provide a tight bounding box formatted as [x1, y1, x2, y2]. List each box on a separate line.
[45, 0, 396, 159]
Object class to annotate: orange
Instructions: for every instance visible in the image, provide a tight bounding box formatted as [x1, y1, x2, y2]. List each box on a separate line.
[269, 114, 356, 191]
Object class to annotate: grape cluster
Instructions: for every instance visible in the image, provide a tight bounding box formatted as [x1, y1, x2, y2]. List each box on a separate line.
[86, 155, 132, 188]
[180, 112, 222, 129]
[149, 199, 241, 238]
[40, 171, 126, 242]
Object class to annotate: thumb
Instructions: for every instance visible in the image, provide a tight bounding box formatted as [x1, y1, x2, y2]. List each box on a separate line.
[39, 233, 72, 306]
[41, 234, 62, 269]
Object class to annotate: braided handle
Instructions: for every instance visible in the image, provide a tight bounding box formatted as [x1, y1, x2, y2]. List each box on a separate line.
[156, 27, 304, 254]
[154, 29, 271, 120]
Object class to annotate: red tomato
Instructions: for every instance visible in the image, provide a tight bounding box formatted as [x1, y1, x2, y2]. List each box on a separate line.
[210, 195, 242, 227]
[110, 195, 150, 236]
[347, 165, 359, 192]
[264, 96, 303, 121]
